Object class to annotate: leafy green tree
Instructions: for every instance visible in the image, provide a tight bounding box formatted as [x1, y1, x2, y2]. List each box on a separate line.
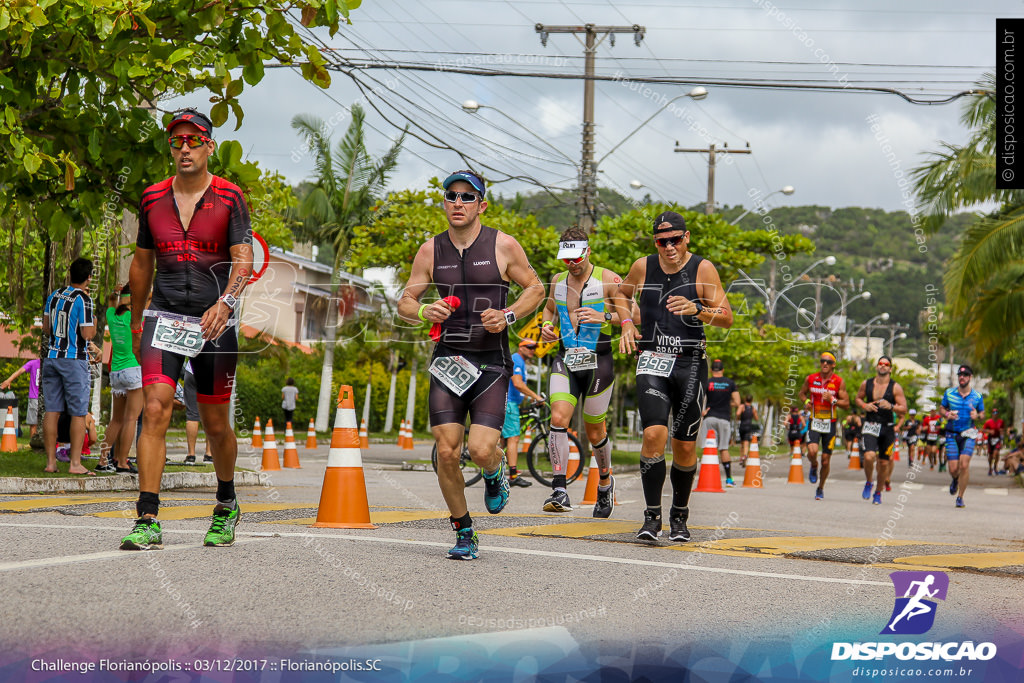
[290, 104, 405, 430]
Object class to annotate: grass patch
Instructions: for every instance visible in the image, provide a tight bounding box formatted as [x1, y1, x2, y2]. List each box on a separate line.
[0, 447, 215, 478]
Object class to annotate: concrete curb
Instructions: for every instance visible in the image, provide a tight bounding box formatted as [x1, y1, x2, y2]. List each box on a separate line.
[0, 471, 264, 495]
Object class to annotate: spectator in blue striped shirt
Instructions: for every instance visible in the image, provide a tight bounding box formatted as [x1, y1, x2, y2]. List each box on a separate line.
[41, 258, 97, 475]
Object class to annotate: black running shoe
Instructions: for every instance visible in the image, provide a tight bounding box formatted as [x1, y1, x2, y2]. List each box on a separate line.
[184, 455, 196, 465]
[592, 476, 614, 518]
[636, 509, 662, 542]
[543, 488, 572, 512]
[669, 506, 690, 542]
[509, 475, 533, 488]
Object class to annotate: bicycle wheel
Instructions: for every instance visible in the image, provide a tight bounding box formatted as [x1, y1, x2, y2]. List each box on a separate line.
[432, 441, 483, 487]
[526, 431, 586, 487]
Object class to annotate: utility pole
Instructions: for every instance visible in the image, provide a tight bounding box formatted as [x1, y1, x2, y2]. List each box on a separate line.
[673, 142, 752, 214]
[537, 23, 645, 231]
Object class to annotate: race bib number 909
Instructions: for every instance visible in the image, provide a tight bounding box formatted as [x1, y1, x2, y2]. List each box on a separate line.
[429, 355, 482, 396]
[636, 351, 675, 377]
[151, 315, 205, 358]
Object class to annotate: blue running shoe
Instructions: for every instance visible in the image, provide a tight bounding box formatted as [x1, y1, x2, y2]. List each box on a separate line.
[872, 493, 881, 505]
[814, 487, 824, 501]
[447, 528, 479, 560]
[862, 482, 872, 500]
[955, 496, 965, 508]
[809, 468, 818, 484]
[949, 478, 958, 495]
[483, 458, 509, 514]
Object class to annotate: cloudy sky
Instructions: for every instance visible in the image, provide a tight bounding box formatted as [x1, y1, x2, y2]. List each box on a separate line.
[171, 0, 1005, 214]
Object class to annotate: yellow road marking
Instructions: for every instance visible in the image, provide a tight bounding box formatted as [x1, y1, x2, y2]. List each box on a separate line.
[266, 511, 452, 526]
[483, 521, 638, 538]
[893, 552, 1024, 569]
[0, 496, 190, 512]
[94, 503, 309, 520]
[704, 536, 939, 555]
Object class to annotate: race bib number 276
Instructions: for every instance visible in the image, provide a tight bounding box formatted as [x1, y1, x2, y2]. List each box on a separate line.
[150, 315, 205, 358]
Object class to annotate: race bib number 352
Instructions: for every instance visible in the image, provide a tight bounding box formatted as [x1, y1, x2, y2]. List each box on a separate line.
[429, 355, 482, 396]
[150, 315, 205, 358]
[564, 347, 598, 372]
[637, 351, 675, 377]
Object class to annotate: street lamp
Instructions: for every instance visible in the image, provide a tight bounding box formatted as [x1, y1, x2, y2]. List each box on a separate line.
[853, 312, 890, 362]
[887, 331, 908, 357]
[461, 100, 578, 166]
[831, 290, 871, 359]
[767, 254, 834, 327]
[733, 185, 796, 225]
[596, 87, 708, 167]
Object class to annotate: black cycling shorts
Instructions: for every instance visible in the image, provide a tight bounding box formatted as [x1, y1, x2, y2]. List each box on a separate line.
[806, 420, 837, 454]
[862, 428, 896, 460]
[428, 347, 509, 432]
[140, 315, 237, 405]
[636, 351, 707, 442]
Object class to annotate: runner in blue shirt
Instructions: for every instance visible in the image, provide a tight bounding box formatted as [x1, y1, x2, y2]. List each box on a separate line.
[940, 364, 985, 508]
[501, 341, 544, 487]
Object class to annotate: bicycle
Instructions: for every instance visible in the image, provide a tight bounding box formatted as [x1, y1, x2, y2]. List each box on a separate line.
[430, 425, 483, 487]
[522, 400, 586, 487]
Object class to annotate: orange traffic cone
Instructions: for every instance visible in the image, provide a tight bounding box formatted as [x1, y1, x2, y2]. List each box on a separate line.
[847, 439, 862, 470]
[312, 385, 375, 529]
[566, 432, 581, 481]
[402, 419, 414, 451]
[1, 407, 16, 453]
[742, 435, 763, 488]
[306, 418, 317, 449]
[359, 417, 369, 449]
[251, 416, 263, 448]
[261, 419, 281, 471]
[694, 429, 725, 493]
[397, 420, 406, 448]
[283, 421, 301, 468]
[582, 456, 613, 506]
[787, 441, 804, 483]
[520, 431, 532, 454]
[893, 439, 901, 462]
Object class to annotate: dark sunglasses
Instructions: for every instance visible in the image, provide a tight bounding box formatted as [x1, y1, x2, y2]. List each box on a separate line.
[655, 235, 684, 248]
[957, 371, 971, 376]
[443, 190, 481, 203]
[819, 358, 835, 364]
[168, 134, 211, 149]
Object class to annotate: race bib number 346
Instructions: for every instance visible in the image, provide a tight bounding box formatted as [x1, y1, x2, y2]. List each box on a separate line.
[637, 351, 675, 377]
[151, 315, 205, 358]
[429, 355, 482, 396]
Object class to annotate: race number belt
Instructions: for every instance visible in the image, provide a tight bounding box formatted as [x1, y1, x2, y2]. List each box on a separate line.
[862, 421, 882, 437]
[636, 351, 675, 377]
[961, 427, 981, 440]
[147, 312, 205, 358]
[811, 418, 832, 434]
[564, 347, 598, 372]
[429, 355, 482, 396]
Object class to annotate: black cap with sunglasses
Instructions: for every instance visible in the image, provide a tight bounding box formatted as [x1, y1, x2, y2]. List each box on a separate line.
[653, 211, 687, 235]
[166, 108, 214, 137]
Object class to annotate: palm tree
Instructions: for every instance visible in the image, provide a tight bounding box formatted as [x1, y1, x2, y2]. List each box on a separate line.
[912, 73, 1024, 361]
[291, 104, 406, 430]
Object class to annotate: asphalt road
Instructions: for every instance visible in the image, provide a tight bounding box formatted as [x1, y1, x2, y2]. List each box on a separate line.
[0, 440, 1021, 681]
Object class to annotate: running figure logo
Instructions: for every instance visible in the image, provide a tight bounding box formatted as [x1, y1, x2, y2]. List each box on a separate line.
[881, 571, 949, 635]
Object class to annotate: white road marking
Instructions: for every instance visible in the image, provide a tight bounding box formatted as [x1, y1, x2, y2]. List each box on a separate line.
[983, 488, 1009, 496]
[0, 521, 888, 586]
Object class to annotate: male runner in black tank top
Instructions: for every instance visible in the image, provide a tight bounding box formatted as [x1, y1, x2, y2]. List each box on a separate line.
[615, 211, 733, 543]
[398, 170, 544, 560]
[855, 355, 907, 505]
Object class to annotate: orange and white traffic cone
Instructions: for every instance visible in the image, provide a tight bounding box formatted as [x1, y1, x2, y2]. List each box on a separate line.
[312, 385, 375, 529]
[566, 432, 581, 482]
[283, 421, 301, 468]
[520, 431, 532, 455]
[893, 439, 901, 462]
[359, 417, 369, 449]
[261, 419, 281, 471]
[305, 418, 317, 449]
[402, 419, 414, 451]
[251, 416, 263, 449]
[1, 407, 17, 453]
[580, 456, 613, 506]
[787, 441, 804, 483]
[847, 439, 862, 470]
[397, 420, 406, 448]
[694, 429, 725, 493]
[742, 435, 763, 488]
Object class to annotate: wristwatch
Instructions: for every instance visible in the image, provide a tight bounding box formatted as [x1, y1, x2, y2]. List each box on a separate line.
[693, 301, 704, 316]
[604, 311, 613, 322]
[503, 308, 516, 325]
[219, 294, 239, 310]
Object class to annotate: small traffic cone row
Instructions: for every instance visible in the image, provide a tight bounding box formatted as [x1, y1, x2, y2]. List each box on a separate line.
[787, 441, 804, 483]
[847, 439, 862, 470]
[694, 429, 724, 493]
[1, 407, 16, 453]
[742, 435, 763, 488]
[566, 430, 581, 481]
[312, 385, 375, 529]
[261, 419, 280, 471]
[251, 416, 263, 449]
[359, 417, 369, 449]
[306, 418, 317, 449]
[283, 421, 301, 468]
[402, 420, 414, 451]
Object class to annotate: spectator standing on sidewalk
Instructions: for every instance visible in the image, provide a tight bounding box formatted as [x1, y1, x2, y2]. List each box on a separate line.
[1, 356, 41, 439]
[281, 377, 299, 427]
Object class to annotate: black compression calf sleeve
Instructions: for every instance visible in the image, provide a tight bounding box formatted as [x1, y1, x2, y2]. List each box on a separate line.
[671, 463, 697, 509]
[137, 491, 160, 518]
[641, 457, 667, 508]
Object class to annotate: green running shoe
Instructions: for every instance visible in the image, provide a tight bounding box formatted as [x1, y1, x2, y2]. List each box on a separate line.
[120, 517, 163, 550]
[204, 503, 240, 547]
